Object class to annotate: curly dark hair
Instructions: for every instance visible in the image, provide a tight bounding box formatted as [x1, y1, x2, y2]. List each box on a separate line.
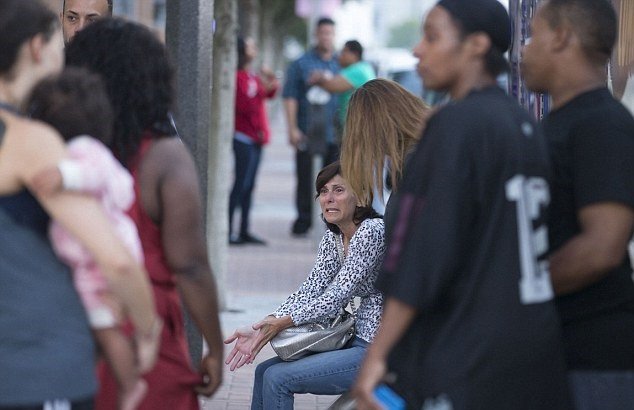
[65, 18, 176, 167]
[27, 67, 113, 145]
[0, 0, 58, 77]
[315, 161, 381, 234]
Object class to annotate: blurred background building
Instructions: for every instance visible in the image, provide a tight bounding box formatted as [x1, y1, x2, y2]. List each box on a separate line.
[43, 0, 628, 111]
[43, 0, 166, 30]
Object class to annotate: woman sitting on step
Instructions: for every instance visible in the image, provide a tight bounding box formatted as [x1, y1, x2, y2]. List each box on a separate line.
[224, 161, 385, 410]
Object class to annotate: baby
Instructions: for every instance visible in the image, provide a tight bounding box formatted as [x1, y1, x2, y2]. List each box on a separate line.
[27, 67, 159, 410]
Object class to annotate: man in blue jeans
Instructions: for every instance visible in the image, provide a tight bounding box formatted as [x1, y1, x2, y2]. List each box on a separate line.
[283, 17, 339, 236]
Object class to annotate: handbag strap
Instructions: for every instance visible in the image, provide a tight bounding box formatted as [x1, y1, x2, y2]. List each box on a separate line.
[349, 297, 358, 318]
[336, 233, 345, 265]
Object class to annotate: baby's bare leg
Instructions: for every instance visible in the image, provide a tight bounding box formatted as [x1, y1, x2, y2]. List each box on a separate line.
[94, 328, 147, 410]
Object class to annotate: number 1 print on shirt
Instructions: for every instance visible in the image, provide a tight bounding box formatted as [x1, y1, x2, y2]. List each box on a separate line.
[506, 175, 554, 305]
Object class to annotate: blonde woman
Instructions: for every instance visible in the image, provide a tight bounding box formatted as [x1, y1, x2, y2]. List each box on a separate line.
[340, 79, 430, 214]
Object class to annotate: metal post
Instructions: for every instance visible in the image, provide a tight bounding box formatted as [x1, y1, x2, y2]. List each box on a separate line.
[165, 0, 215, 367]
[508, 0, 549, 119]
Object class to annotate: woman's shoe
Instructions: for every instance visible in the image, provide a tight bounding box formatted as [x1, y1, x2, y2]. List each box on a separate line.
[240, 233, 266, 245]
[229, 234, 245, 245]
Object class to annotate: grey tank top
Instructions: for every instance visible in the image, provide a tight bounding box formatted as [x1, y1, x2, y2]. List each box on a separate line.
[0, 171, 96, 403]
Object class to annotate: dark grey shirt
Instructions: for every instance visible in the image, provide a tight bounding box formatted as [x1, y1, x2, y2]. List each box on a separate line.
[0, 190, 96, 405]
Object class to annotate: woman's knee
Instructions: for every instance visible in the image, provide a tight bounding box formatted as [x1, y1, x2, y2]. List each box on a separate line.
[262, 364, 287, 390]
[255, 357, 283, 382]
[254, 361, 271, 386]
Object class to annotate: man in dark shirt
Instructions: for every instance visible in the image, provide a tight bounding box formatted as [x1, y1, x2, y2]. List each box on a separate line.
[522, 1, 634, 408]
[353, 1, 571, 409]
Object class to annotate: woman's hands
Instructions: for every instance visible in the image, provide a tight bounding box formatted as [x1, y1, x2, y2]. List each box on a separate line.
[195, 353, 223, 397]
[250, 315, 294, 358]
[223, 326, 260, 371]
[223, 315, 294, 371]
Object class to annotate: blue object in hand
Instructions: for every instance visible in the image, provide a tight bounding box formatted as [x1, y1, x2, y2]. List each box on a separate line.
[373, 384, 406, 410]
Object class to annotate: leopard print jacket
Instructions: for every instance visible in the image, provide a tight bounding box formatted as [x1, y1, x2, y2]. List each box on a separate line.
[274, 218, 385, 343]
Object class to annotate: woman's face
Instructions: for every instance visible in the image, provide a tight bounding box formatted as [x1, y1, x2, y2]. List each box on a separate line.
[318, 175, 358, 228]
[413, 5, 466, 93]
[244, 37, 257, 61]
[39, 28, 65, 78]
[520, 6, 556, 94]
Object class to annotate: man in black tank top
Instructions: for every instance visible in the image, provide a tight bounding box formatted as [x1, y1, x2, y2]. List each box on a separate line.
[353, 1, 571, 409]
[522, 1, 634, 409]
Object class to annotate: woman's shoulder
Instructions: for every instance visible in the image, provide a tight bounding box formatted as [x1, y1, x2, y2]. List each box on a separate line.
[2, 114, 58, 140]
[320, 228, 337, 243]
[0, 116, 65, 192]
[138, 135, 195, 181]
[2, 116, 65, 164]
[144, 136, 190, 165]
[355, 218, 385, 240]
[359, 217, 385, 231]
[18, 119, 64, 154]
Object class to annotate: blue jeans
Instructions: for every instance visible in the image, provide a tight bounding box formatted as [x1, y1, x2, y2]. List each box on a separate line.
[251, 338, 368, 410]
[569, 370, 634, 410]
[229, 137, 262, 237]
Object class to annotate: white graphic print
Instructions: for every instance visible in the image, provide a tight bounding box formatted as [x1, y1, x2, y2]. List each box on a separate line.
[44, 400, 71, 410]
[422, 394, 454, 410]
[506, 175, 554, 304]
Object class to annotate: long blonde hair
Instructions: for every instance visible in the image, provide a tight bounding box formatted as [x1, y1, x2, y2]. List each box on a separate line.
[341, 79, 429, 206]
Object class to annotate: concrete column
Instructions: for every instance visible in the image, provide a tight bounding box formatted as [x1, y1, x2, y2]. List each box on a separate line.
[208, 0, 237, 309]
[165, 0, 215, 366]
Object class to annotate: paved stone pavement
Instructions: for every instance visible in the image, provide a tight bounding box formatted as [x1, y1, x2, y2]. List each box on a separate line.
[201, 106, 339, 409]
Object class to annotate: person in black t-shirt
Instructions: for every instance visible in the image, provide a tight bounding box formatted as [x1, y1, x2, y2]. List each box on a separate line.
[522, 1, 634, 408]
[352, 1, 572, 409]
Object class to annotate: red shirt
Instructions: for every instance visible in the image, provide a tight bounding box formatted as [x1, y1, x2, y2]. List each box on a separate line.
[234, 69, 278, 145]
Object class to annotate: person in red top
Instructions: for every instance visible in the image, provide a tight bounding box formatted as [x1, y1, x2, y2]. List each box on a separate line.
[66, 19, 224, 410]
[229, 36, 279, 245]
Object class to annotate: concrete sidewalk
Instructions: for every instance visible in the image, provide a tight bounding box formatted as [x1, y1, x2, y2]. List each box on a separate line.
[202, 106, 339, 409]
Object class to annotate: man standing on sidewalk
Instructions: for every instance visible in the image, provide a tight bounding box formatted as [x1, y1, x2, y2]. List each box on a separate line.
[283, 17, 339, 236]
[522, 1, 634, 408]
[61, 0, 112, 45]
